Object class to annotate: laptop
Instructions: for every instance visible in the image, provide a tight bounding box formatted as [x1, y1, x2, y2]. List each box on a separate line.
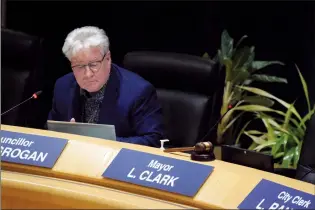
[221, 145, 274, 172]
[47, 120, 116, 141]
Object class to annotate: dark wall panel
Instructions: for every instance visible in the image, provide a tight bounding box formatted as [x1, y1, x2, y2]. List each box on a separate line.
[3, 1, 315, 127]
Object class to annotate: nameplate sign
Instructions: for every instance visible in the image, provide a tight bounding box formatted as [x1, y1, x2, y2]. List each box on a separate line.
[1, 130, 68, 168]
[102, 148, 214, 197]
[238, 179, 315, 209]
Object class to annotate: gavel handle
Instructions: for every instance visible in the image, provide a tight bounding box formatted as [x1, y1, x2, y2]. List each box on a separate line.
[163, 146, 195, 153]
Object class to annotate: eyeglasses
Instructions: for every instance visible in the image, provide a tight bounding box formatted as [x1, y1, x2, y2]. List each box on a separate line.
[71, 53, 106, 73]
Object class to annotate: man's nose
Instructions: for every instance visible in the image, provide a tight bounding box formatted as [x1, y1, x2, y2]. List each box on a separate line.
[84, 66, 93, 77]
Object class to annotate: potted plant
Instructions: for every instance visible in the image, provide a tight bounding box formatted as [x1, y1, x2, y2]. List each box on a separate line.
[234, 65, 315, 176]
[205, 30, 287, 145]
[203, 30, 315, 177]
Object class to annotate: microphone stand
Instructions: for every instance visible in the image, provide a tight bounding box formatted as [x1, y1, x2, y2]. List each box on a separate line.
[1, 96, 34, 116]
[1, 91, 43, 117]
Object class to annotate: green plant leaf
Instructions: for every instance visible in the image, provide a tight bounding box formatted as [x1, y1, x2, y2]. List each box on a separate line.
[237, 86, 303, 122]
[245, 132, 267, 145]
[261, 116, 276, 142]
[283, 103, 294, 130]
[259, 112, 300, 145]
[242, 96, 275, 107]
[253, 140, 276, 152]
[250, 74, 288, 84]
[233, 104, 303, 135]
[283, 134, 289, 155]
[218, 49, 223, 64]
[298, 104, 315, 129]
[235, 120, 253, 145]
[274, 152, 284, 159]
[248, 142, 258, 150]
[232, 46, 253, 70]
[231, 67, 250, 84]
[221, 30, 234, 60]
[246, 130, 266, 135]
[264, 111, 304, 138]
[261, 151, 272, 155]
[293, 143, 302, 168]
[256, 113, 283, 124]
[230, 87, 243, 105]
[296, 64, 311, 112]
[242, 46, 255, 69]
[223, 59, 233, 81]
[243, 79, 253, 86]
[251, 61, 285, 72]
[202, 52, 210, 59]
[222, 111, 244, 134]
[271, 135, 286, 157]
[281, 147, 295, 168]
[234, 35, 248, 51]
[232, 104, 285, 115]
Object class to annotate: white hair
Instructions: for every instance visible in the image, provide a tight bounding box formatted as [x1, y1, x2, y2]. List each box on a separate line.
[62, 26, 109, 60]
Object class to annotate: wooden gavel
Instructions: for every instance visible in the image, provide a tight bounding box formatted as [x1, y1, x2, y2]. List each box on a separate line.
[163, 141, 213, 153]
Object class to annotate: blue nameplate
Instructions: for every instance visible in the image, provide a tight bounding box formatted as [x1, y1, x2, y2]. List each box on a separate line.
[1, 130, 68, 168]
[238, 179, 315, 209]
[102, 148, 214, 197]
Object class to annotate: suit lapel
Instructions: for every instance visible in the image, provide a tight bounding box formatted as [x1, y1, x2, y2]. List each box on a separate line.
[98, 65, 120, 125]
[69, 77, 84, 122]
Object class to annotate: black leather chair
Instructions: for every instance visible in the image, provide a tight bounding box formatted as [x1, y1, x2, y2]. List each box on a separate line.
[123, 51, 220, 147]
[1, 28, 44, 127]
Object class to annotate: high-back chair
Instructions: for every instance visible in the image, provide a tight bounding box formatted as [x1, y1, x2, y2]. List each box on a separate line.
[1, 28, 44, 127]
[123, 51, 219, 147]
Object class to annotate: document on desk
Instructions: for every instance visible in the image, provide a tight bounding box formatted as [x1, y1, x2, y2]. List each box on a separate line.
[47, 120, 116, 141]
[102, 148, 214, 197]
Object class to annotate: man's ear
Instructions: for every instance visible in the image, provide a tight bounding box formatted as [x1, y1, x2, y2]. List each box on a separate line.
[106, 51, 112, 68]
[106, 51, 111, 61]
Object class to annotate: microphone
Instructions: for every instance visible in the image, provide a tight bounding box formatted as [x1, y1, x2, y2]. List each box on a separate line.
[198, 104, 234, 143]
[163, 104, 234, 161]
[1, 90, 43, 116]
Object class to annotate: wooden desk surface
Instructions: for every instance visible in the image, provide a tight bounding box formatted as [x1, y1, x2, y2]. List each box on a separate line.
[1, 125, 314, 209]
[2, 170, 194, 209]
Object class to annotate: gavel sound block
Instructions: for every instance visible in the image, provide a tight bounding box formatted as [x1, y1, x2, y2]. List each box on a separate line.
[164, 142, 215, 161]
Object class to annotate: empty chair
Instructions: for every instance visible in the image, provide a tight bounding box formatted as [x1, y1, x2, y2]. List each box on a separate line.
[123, 51, 219, 147]
[1, 28, 44, 127]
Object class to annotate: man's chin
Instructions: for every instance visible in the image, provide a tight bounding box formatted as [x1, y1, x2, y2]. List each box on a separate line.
[84, 85, 101, 93]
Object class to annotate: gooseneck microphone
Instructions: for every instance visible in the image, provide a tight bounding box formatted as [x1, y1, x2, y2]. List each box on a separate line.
[164, 104, 234, 153]
[1, 90, 43, 116]
[199, 104, 234, 143]
[164, 104, 235, 161]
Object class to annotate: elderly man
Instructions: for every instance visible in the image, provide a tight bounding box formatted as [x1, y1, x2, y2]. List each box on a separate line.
[48, 26, 165, 147]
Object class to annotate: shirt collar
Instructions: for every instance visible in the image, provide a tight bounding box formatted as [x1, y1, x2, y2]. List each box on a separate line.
[80, 84, 106, 99]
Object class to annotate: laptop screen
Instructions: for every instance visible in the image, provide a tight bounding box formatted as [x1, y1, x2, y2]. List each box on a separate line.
[47, 120, 116, 141]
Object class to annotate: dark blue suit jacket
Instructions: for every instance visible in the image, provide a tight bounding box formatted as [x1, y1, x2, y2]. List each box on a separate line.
[48, 64, 165, 147]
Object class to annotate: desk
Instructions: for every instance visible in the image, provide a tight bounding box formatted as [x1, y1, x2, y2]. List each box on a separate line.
[2, 171, 194, 209]
[1, 125, 314, 209]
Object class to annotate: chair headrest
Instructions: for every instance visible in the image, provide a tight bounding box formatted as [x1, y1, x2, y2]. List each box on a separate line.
[123, 51, 219, 95]
[1, 28, 42, 70]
